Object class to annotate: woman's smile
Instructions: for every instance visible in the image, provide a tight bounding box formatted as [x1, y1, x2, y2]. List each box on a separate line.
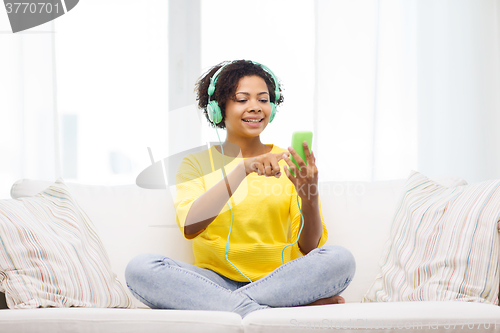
[241, 117, 264, 127]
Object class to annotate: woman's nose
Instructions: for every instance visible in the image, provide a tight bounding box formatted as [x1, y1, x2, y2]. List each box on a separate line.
[247, 100, 262, 112]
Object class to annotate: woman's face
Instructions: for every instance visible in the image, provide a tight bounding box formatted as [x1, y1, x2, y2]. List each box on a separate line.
[224, 75, 272, 137]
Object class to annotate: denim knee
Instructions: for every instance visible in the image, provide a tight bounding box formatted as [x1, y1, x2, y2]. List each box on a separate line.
[316, 245, 356, 282]
[125, 253, 163, 287]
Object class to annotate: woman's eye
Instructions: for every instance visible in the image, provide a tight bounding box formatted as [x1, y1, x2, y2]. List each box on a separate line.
[237, 100, 247, 103]
[260, 100, 269, 103]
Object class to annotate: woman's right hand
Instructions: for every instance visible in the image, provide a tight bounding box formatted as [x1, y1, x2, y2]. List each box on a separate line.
[243, 152, 290, 178]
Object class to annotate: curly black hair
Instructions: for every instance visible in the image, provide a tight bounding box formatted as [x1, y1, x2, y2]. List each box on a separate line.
[195, 60, 284, 129]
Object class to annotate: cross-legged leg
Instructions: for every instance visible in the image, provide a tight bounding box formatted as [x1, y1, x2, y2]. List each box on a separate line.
[125, 253, 268, 318]
[234, 245, 355, 307]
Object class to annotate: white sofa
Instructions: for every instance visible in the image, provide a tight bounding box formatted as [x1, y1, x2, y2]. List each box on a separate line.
[1, 176, 500, 333]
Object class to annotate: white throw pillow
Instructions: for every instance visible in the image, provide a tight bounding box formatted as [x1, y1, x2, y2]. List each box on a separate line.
[363, 171, 500, 304]
[0, 179, 134, 309]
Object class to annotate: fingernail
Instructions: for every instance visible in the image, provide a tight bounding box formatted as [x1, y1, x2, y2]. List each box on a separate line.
[288, 146, 292, 151]
[282, 154, 287, 159]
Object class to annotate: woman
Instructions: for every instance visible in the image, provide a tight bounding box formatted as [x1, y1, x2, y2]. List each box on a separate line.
[125, 60, 355, 318]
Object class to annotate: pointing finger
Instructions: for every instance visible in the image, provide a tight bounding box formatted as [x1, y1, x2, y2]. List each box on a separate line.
[276, 152, 289, 161]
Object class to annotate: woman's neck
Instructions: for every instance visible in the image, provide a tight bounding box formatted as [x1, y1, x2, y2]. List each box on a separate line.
[217, 139, 271, 158]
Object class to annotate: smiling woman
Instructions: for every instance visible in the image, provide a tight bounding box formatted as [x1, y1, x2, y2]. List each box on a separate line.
[124, 59, 356, 318]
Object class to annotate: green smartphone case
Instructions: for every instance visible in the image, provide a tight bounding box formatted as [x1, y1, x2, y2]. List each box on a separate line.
[290, 131, 313, 177]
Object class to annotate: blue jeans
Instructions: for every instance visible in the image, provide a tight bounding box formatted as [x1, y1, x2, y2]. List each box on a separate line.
[125, 245, 355, 318]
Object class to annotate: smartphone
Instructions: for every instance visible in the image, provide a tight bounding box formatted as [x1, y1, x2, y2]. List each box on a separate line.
[290, 131, 313, 177]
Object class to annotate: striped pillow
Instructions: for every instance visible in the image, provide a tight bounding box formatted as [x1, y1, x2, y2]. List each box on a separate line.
[363, 171, 500, 304]
[0, 179, 134, 309]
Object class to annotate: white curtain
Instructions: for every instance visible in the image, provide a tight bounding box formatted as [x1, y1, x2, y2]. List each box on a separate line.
[313, 0, 500, 183]
[0, 21, 60, 199]
[416, 0, 500, 183]
[316, 0, 419, 182]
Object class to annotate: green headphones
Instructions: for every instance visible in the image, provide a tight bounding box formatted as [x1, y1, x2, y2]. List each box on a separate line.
[206, 60, 280, 125]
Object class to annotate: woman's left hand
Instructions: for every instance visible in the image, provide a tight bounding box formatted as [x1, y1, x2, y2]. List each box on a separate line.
[282, 141, 319, 203]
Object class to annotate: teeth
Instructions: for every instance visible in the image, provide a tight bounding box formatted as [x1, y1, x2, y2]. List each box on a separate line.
[243, 119, 262, 123]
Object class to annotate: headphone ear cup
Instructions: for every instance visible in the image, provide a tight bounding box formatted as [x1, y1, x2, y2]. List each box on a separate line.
[207, 100, 223, 124]
[269, 103, 277, 123]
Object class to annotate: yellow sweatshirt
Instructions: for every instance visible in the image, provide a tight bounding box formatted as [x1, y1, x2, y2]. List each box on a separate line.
[174, 144, 328, 282]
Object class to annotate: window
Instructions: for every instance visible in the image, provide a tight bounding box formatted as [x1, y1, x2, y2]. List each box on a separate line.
[55, 0, 169, 185]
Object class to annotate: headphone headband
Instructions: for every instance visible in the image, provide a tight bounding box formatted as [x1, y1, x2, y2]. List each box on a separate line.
[208, 60, 280, 101]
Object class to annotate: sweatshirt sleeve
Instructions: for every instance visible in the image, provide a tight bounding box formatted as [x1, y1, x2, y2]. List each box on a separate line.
[174, 155, 206, 239]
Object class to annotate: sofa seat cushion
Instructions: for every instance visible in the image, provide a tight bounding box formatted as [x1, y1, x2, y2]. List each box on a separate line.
[243, 301, 500, 333]
[0, 308, 243, 333]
